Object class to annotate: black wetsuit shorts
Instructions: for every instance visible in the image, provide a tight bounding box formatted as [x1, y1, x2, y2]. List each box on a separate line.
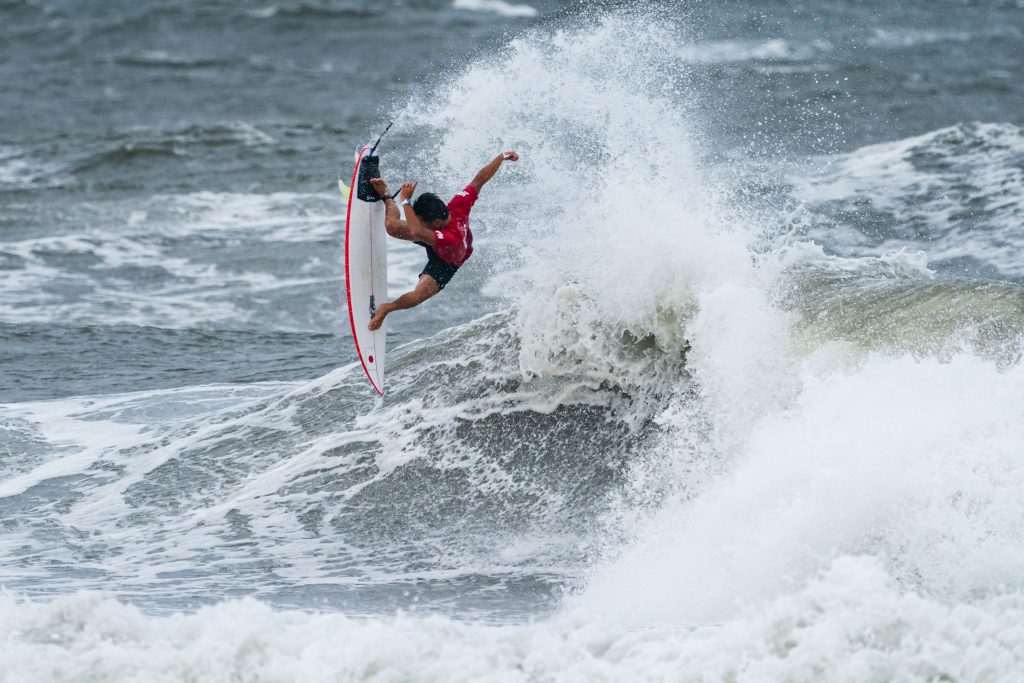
[417, 242, 460, 290]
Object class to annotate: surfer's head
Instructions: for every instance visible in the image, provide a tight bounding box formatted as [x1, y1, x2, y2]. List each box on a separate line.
[413, 193, 450, 228]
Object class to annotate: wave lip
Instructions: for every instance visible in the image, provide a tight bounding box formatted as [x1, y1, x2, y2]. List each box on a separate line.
[242, 2, 383, 19]
[0, 121, 287, 192]
[867, 25, 1022, 48]
[111, 50, 239, 69]
[677, 38, 827, 64]
[452, 0, 538, 18]
[69, 121, 279, 174]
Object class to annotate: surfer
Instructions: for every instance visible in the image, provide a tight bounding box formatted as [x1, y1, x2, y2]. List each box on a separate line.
[366, 150, 520, 331]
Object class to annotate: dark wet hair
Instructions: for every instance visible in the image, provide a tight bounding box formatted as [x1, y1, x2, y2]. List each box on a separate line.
[413, 193, 449, 223]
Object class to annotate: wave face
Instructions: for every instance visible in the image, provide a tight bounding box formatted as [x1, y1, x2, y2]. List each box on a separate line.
[3, 0, 1024, 680]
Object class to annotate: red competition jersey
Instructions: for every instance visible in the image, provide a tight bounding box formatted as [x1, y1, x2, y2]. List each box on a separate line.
[432, 185, 477, 267]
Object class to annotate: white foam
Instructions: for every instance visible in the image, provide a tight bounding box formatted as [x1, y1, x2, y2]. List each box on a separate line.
[2, 560, 1024, 681]
[584, 353, 1024, 624]
[868, 26, 1021, 48]
[775, 241, 936, 280]
[245, 6, 279, 19]
[452, 0, 538, 18]
[0, 383, 291, 500]
[0, 144, 67, 188]
[0, 191, 423, 330]
[0, 337, 606, 597]
[0, 381, 314, 593]
[0, 148, 33, 184]
[677, 38, 826, 64]
[794, 122, 1024, 277]
[143, 191, 335, 241]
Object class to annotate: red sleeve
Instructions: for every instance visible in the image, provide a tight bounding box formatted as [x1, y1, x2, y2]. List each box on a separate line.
[447, 184, 478, 219]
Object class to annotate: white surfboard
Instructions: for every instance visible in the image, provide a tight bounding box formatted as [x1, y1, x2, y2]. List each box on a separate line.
[343, 146, 388, 395]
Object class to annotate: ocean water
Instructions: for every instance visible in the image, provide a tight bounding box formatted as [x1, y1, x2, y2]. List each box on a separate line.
[2, 0, 1024, 680]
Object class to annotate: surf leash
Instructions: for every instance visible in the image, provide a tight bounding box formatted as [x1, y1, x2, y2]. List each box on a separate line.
[371, 117, 404, 199]
[369, 119, 395, 156]
[338, 117, 396, 192]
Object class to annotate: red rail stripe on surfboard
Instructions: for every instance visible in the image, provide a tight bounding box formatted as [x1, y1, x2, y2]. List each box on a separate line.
[344, 146, 384, 396]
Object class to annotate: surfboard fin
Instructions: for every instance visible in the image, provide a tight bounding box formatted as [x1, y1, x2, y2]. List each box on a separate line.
[338, 178, 351, 200]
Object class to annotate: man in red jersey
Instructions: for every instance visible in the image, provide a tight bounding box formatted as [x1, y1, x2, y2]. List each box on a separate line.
[366, 150, 520, 331]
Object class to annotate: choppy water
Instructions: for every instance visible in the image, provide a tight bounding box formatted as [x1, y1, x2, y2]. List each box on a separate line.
[2, 0, 1024, 680]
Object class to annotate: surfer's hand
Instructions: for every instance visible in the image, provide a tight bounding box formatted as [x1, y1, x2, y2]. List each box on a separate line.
[369, 178, 390, 198]
[502, 151, 519, 162]
[398, 181, 417, 201]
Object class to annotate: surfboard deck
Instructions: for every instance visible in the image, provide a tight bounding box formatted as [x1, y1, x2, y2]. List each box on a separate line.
[343, 146, 388, 395]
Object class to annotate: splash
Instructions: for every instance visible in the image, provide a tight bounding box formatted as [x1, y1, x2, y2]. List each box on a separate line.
[390, 6, 1024, 632]
[398, 9, 802, 441]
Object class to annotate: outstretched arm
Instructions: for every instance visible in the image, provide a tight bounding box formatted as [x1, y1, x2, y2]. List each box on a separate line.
[468, 150, 519, 194]
[369, 178, 436, 246]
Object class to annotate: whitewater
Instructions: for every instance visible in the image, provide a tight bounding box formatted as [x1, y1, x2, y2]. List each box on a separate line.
[3, 1, 1024, 680]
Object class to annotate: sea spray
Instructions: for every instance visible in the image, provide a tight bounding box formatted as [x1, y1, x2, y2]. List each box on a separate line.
[398, 9, 803, 438]
[583, 353, 1024, 625]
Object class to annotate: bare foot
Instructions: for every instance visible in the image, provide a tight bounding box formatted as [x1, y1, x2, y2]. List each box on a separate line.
[368, 304, 390, 331]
